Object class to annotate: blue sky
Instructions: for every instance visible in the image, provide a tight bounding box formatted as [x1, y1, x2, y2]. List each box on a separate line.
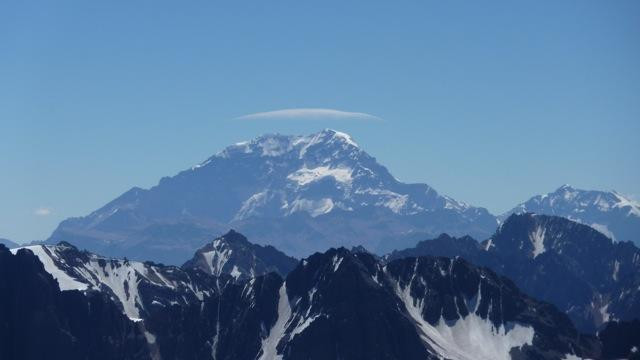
[1, 0, 639, 243]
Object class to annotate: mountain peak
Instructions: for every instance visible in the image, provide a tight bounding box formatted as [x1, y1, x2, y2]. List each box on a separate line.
[556, 184, 574, 191]
[196, 130, 364, 169]
[183, 231, 298, 279]
[502, 186, 640, 244]
[48, 129, 496, 261]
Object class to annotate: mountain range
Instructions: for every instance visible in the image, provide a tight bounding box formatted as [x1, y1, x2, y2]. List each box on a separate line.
[45, 129, 640, 265]
[1, 242, 605, 360]
[388, 213, 640, 333]
[501, 184, 640, 243]
[6, 210, 640, 359]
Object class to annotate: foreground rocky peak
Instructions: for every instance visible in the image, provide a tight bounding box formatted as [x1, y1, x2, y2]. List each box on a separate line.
[4, 240, 615, 359]
[389, 213, 640, 333]
[0, 244, 150, 360]
[257, 248, 598, 360]
[9, 242, 222, 321]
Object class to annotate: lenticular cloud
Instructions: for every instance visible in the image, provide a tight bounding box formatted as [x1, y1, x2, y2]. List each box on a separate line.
[235, 108, 381, 121]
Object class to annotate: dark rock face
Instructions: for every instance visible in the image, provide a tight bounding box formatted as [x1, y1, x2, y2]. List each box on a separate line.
[143, 249, 599, 360]
[0, 244, 150, 360]
[388, 213, 640, 333]
[46, 129, 497, 264]
[383, 255, 598, 360]
[501, 184, 640, 246]
[9, 242, 222, 321]
[279, 249, 432, 360]
[598, 319, 640, 359]
[144, 273, 283, 360]
[6, 234, 626, 359]
[182, 229, 298, 280]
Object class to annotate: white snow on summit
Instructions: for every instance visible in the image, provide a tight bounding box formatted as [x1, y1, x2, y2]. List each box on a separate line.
[612, 191, 640, 217]
[287, 166, 353, 186]
[502, 185, 640, 244]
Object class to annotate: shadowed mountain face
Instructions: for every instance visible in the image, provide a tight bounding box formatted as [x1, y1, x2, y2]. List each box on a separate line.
[388, 213, 640, 333]
[0, 245, 150, 360]
[46, 129, 497, 264]
[182, 229, 298, 280]
[597, 320, 640, 359]
[501, 184, 640, 245]
[2, 241, 607, 360]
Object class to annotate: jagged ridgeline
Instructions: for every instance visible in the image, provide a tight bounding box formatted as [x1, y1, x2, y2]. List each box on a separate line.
[387, 213, 640, 334]
[1, 240, 614, 360]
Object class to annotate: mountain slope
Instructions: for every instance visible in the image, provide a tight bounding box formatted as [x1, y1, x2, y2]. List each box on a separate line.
[502, 184, 640, 245]
[0, 238, 18, 248]
[5, 238, 611, 359]
[388, 213, 640, 333]
[147, 248, 600, 360]
[0, 244, 151, 360]
[10, 242, 222, 322]
[182, 230, 298, 280]
[47, 129, 497, 264]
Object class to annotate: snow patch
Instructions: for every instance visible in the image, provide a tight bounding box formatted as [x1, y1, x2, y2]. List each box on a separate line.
[529, 226, 546, 258]
[287, 166, 353, 186]
[288, 198, 334, 217]
[11, 246, 88, 291]
[332, 255, 343, 272]
[355, 188, 415, 214]
[599, 303, 610, 323]
[613, 192, 640, 217]
[484, 239, 494, 251]
[258, 282, 292, 360]
[591, 223, 616, 241]
[230, 265, 242, 280]
[290, 314, 321, 340]
[259, 137, 293, 157]
[394, 276, 534, 360]
[201, 243, 233, 276]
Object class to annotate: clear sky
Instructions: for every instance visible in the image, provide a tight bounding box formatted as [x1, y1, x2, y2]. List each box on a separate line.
[1, 0, 639, 243]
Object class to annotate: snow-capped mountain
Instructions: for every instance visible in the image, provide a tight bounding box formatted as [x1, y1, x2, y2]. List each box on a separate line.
[9, 242, 222, 322]
[388, 213, 640, 333]
[182, 230, 298, 280]
[47, 129, 497, 264]
[501, 184, 640, 245]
